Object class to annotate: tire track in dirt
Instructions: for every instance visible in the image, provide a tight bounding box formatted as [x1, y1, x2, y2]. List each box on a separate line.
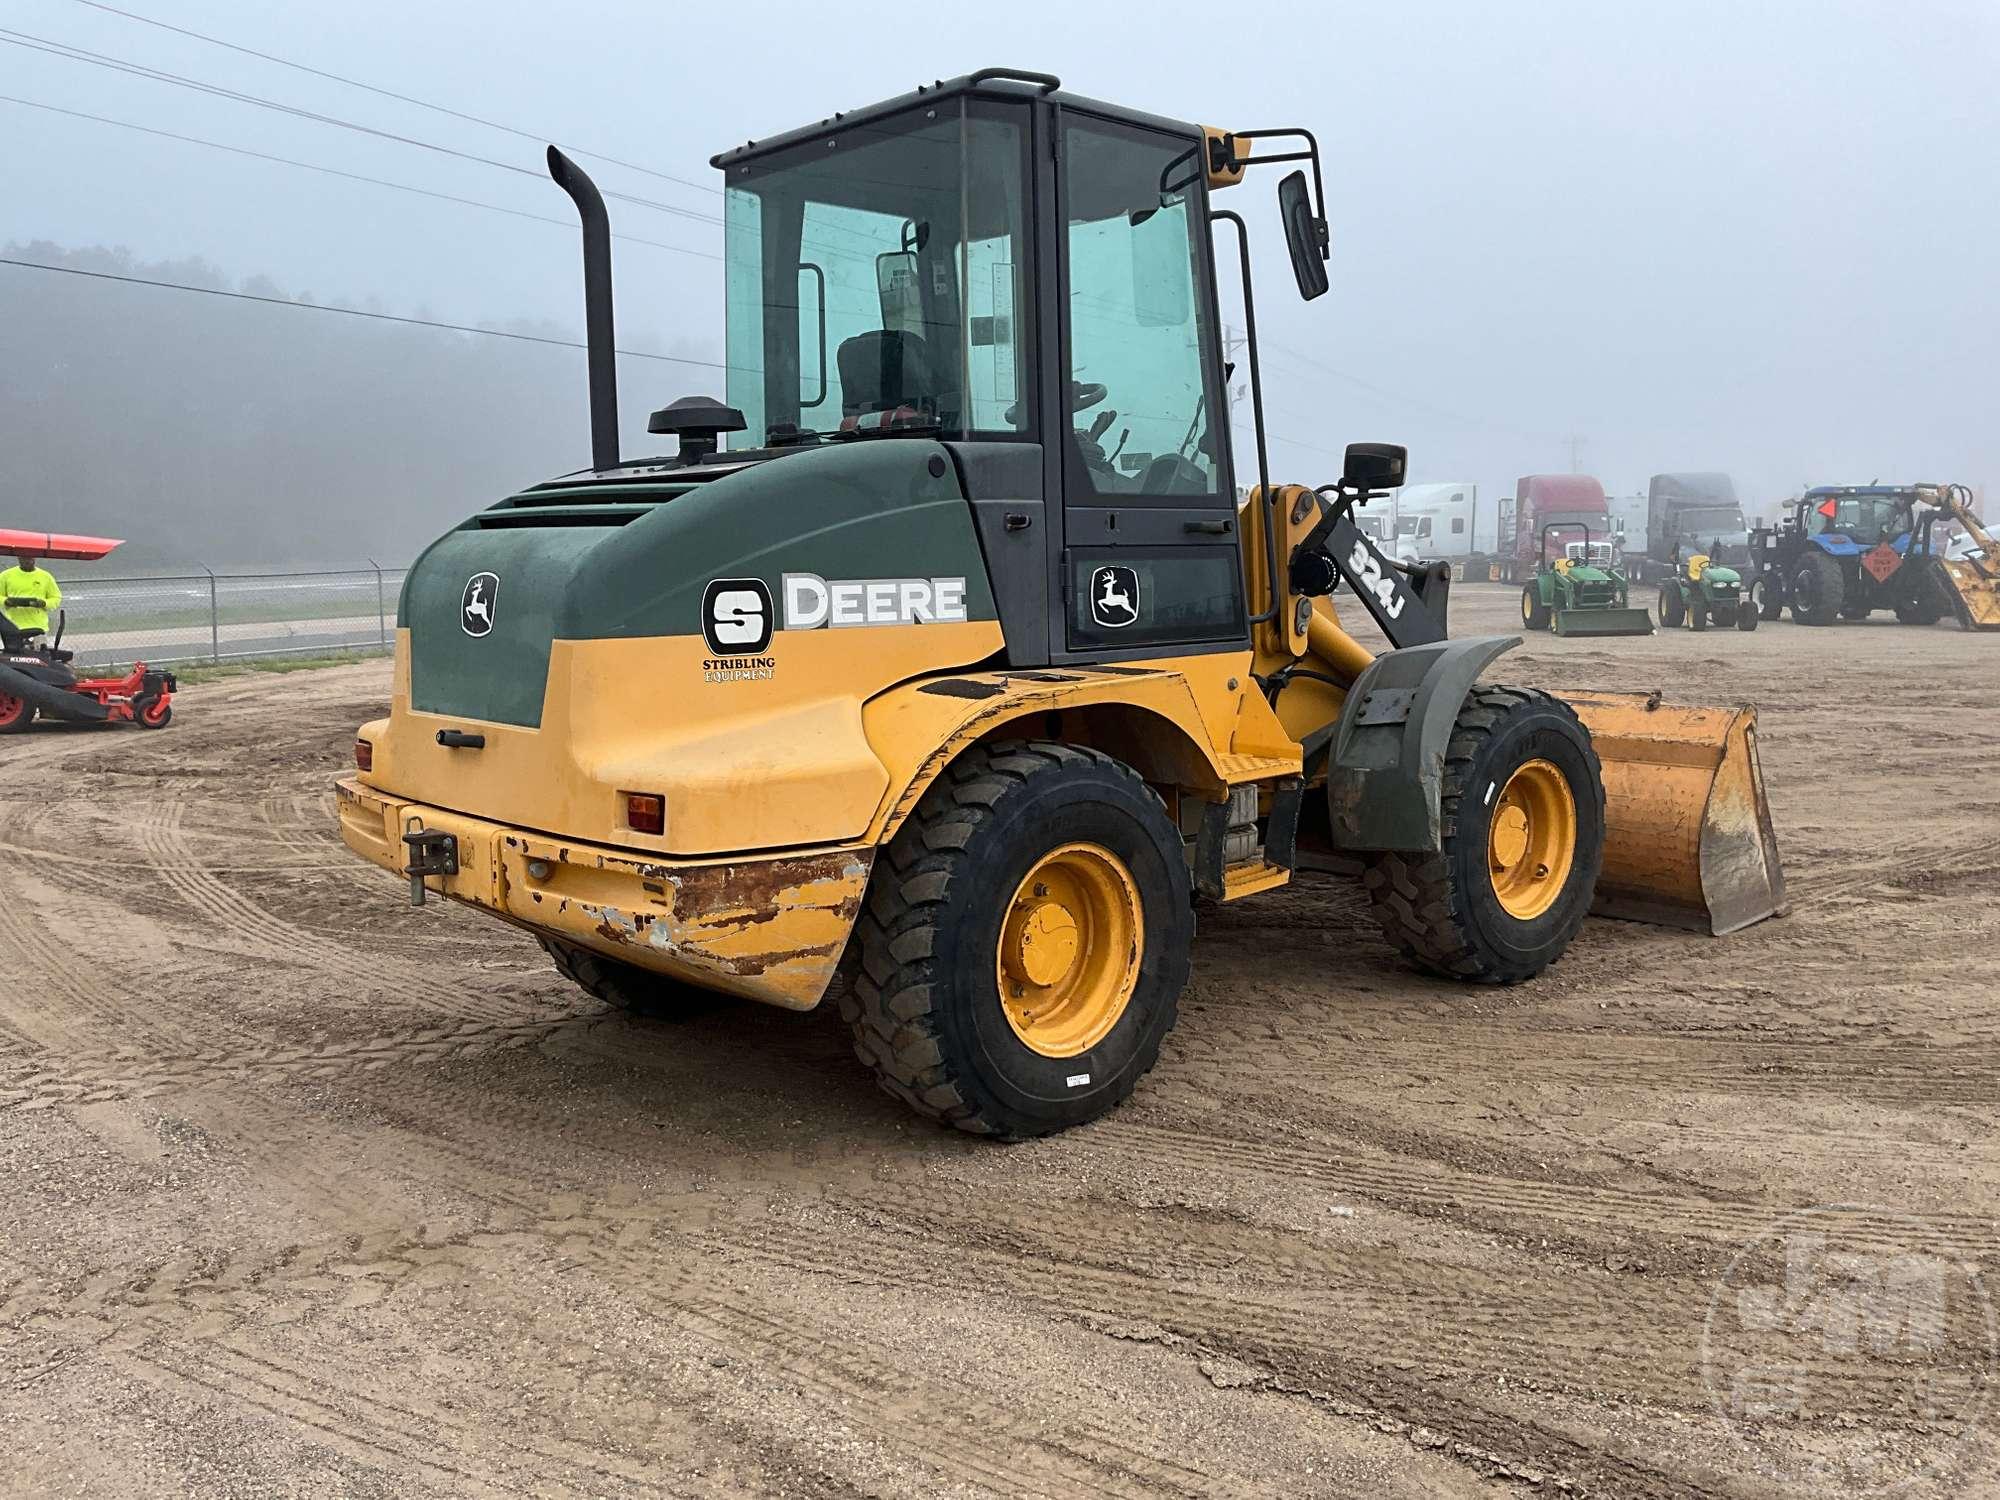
[0, 1009, 588, 1112]
[127, 1342, 551, 1497]
[703, 1210, 1721, 1500]
[0, 801, 195, 1055]
[1085, 1120, 2000, 1265]
[674, 1298, 1244, 1499]
[135, 795, 519, 1020]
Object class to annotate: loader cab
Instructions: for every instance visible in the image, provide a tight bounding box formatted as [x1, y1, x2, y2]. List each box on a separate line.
[713, 72, 1318, 667]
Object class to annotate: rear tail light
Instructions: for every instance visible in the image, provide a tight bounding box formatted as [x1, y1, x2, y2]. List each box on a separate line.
[624, 792, 664, 836]
[354, 738, 373, 772]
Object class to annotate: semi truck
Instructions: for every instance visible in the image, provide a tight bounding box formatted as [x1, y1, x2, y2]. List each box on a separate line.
[1497, 475, 1622, 582]
[1639, 473, 1750, 579]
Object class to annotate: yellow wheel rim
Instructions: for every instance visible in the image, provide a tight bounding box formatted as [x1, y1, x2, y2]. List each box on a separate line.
[1486, 759, 1577, 921]
[996, 842, 1143, 1058]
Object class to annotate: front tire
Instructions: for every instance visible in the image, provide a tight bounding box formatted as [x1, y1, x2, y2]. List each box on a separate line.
[1735, 599, 1759, 631]
[1689, 601, 1710, 631]
[844, 741, 1191, 1139]
[132, 693, 172, 730]
[1361, 686, 1604, 985]
[1521, 584, 1551, 632]
[1894, 588, 1944, 625]
[1790, 553, 1845, 625]
[1756, 578, 1784, 620]
[1657, 582, 1686, 628]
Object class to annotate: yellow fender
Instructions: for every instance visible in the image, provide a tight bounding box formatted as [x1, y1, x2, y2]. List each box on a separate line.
[860, 656, 1300, 845]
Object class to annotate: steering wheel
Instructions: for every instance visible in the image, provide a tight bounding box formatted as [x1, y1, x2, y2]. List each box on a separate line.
[1070, 380, 1108, 412]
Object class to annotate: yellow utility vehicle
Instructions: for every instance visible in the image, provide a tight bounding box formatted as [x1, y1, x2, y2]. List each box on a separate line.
[339, 70, 1785, 1137]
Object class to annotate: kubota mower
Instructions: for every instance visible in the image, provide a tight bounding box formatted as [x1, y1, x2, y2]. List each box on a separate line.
[0, 530, 176, 734]
[338, 70, 1786, 1139]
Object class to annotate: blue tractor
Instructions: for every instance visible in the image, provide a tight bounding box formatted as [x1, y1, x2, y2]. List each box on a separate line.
[1750, 485, 1951, 627]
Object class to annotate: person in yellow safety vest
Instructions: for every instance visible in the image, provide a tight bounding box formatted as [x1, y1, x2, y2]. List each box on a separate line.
[1, 551, 62, 646]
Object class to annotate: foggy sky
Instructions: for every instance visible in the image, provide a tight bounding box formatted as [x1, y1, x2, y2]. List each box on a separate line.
[5, 0, 1996, 561]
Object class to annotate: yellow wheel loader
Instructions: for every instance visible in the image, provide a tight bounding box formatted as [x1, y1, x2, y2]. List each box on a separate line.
[338, 69, 1786, 1138]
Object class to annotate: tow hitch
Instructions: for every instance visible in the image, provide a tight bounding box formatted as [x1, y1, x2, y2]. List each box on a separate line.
[401, 826, 458, 907]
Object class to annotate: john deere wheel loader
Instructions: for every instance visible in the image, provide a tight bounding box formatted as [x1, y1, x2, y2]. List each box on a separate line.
[338, 70, 1786, 1138]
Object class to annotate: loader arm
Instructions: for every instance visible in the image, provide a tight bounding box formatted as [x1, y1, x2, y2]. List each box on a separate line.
[1930, 484, 2000, 630]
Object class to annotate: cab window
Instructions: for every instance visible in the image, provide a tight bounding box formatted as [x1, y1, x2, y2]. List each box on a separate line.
[1061, 117, 1224, 500]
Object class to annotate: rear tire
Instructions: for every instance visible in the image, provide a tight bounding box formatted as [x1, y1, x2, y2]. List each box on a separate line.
[1657, 582, 1686, 628]
[538, 936, 724, 1019]
[0, 693, 31, 734]
[1521, 585, 1551, 632]
[844, 740, 1191, 1139]
[1790, 553, 1845, 625]
[1894, 587, 1944, 626]
[1361, 686, 1604, 985]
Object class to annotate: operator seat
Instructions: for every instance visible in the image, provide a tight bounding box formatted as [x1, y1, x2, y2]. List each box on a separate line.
[837, 330, 936, 421]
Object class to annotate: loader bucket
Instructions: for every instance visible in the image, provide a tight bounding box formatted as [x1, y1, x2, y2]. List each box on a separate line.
[1561, 694, 1786, 935]
[1935, 558, 2000, 631]
[1551, 607, 1654, 638]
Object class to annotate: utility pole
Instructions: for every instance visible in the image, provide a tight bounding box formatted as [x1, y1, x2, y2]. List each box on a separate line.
[1222, 324, 1249, 419]
[1568, 433, 1584, 474]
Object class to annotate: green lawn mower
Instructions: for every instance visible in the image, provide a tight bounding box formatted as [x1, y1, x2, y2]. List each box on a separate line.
[1520, 523, 1654, 638]
[1657, 548, 1757, 633]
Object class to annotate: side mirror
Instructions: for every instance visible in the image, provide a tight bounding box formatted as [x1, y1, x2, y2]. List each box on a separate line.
[1278, 170, 1329, 301]
[1342, 442, 1406, 494]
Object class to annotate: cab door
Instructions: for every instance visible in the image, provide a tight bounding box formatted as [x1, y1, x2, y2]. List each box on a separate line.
[1048, 111, 1245, 662]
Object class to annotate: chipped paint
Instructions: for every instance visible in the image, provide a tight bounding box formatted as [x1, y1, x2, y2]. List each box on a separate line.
[335, 776, 872, 1011]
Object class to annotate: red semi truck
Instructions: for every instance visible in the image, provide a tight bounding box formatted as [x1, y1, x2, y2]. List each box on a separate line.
[1495, 475, 1623, 582]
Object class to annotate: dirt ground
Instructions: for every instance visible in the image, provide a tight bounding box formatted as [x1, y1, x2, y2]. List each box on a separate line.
[3, 584, 1997, 1499]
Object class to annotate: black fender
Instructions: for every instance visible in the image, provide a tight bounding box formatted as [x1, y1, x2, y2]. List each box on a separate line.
[1322, 635, 1519, 852]
[0, 662, 107, 722]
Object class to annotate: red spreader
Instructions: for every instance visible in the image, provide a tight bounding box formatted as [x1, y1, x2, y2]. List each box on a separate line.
[0, 529, 125, 562]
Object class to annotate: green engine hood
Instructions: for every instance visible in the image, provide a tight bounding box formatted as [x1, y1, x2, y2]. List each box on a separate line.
[399, 441, 997, 727]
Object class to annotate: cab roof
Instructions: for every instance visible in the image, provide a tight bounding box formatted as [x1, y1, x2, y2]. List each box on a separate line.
[710, 67, 1203, 171]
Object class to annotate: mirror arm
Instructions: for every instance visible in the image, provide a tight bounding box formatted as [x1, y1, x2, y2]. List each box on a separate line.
[1210, 208, 1279, 624]
[1216, 127, 1329, 258]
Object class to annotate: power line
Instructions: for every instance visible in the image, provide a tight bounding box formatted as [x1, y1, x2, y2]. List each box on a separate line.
[0, 257, 725, 369]
[0, 29, 722, 228]
[0, 94, 720, 262]
[62, 0, 724, 201]
[1260, 335, 1563, 443]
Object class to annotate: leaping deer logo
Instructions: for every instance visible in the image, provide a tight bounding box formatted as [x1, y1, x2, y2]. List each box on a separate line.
[1090, 565, 1139, 629]
[461, 573, 499, 636]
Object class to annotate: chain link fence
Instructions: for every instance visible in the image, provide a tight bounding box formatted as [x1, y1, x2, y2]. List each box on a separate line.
[48, 566, 408, 670]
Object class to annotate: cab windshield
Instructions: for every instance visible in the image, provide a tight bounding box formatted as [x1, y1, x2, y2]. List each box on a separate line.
[722, 102, 1032, 447]
[1675, 505, 1747, 540]
[1807, 494, 1910, 544]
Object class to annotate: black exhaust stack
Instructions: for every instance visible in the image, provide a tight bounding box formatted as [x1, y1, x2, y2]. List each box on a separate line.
[547, 146, 620, 472]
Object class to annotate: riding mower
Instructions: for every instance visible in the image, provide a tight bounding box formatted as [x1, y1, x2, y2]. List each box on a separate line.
[337, 71, 1785, 1139]
[0, 530, 176, 734]
[1519, 523, 1654, 637]
[1656, 547, 1757, 633]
